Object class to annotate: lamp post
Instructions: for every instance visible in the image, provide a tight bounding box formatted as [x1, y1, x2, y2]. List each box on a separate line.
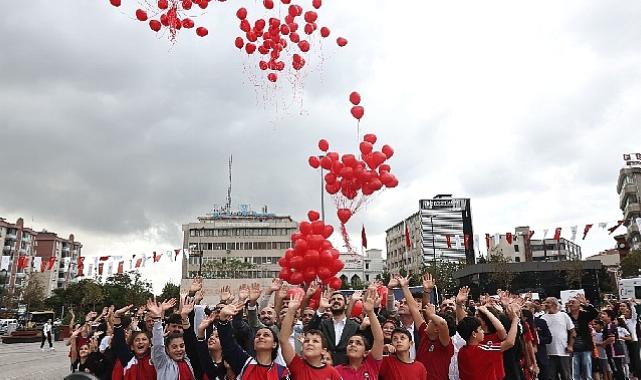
[430, 216, 437, 268]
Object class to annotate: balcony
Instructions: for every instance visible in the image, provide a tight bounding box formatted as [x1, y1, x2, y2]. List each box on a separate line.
[6, 233, 16, 240]
[620, 183, 639, 208]
[62, 246, 70, 252]
[624, 203, 641, 220]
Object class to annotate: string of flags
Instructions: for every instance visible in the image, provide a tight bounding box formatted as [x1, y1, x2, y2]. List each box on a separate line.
[0, 248, 190, 278]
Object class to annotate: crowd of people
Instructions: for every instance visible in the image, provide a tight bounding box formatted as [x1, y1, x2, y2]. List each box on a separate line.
[60, 273, 641, 380]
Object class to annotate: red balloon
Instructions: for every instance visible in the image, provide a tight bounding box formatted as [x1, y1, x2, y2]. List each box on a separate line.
[320, 26, 330, 38]
[278, 257, 289, 268]
[342, 154, 357, 168]
[182, 18, 194, 29]
[182, 0, 193, 10]
[359, 142, 373, 156]
[299, 221, 312, 235]
[382, 145, 394, 159]
[304, 11, 318, 23]
[289, 32, 300, 43]
[320, 156, 333, 170]
[267, 73, 278, 82]
[312, 0, 322, 9]
[308, 156, 320, 168]
[330, 259, 344, 273]
[307, 235, 324, 250]
[158, 0, 168, 9]
[303, 267, 317, 283]
[305, 249, 320, 266]
[135, 9, 148, 21]
[282, 0, 291, 3]
[285, 248, 295, 260]
[349, 91, 361, 105]
[322, 225, 334, 238]
[149, 20, 162, 32]
[337, 208, 352, 224]
[337, 37, 348, 47]
[319, 250, 333, 265]
[363, 133, 377, 144]
[327, 152, 340, 161]
[236, 7, 248, 20]
[351, 300, 363, 317]
[329, 277, 342, 290]
[110, 0, 121, 6]
[369, 178, 383, 191]
[196, 27, 208, 37]
[234, 37, 244, 49]
[298, 40, 310, 52]
[311, 220, 324, 234]
[379, 164, 391, 173]
[279, 268, 291, 281]
[290, 232, 302, 242]
[289, 256, 304, 270]
[263, 0, 274, 9]
[245, 43, 256, 54]
[318, 139, 329, 152]
[197, 0, 208, 9]
[304, 23, 317, 35]
[373, 151, 387, 167]
[255, 19, 266, 30]
[325, 182, 340, 195]
[380, 172, 394, 186]
[317, 265, 332, 280]
[386, 176, 399, 188]
[351, 106, 364, 120]
[294, 238, 308, 253]
[324, 172, 337, 184]
[331, 160, 344, 175]
[289, 271, 304, 285]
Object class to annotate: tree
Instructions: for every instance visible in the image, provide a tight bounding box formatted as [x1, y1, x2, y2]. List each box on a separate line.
[159, 282, 181, 301]
[200, 259, 256, 279]
[82, 281, 105, 310]
[21, 275, 46, 311]
[424, 261, 464, 298]
[564, 259, 584, 289]
[487, 254, 515, 291]
[103, 271, 153, 308]
[621, 250, 641, 278]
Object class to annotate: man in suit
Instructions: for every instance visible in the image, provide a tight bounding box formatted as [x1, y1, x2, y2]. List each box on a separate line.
[319, 291, 360, 365]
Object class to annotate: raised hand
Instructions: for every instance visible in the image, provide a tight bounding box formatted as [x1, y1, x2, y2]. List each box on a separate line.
[219, 303, 242, 320]
[422, 273, 435, 290]
[219, 285, 231, 303]
[249, 283, 263, 303]
[575, 293, 587, 305]
[351, 290, 363, 302]
[190, 276, 203, 293]
[397, 275, 410, 288]
[238, 284, 250, 302]
[198, 312, 216, 335]
[136, 305, 146, 317]
[277, 283, 289, 300]
[319, 289, 332, 309]
[194, 290, 204, 305]
[306, 281, 320, 299]
[181, 296, 196, 317]
[387, 276, 400, 288]
[363, 287, 378, 313]
[114, 304, 133, 317]
[146, 297, 163, 319]
[288, 292, 303, 311]
[456, 286, 470, 306]
[423, 303, 436, 318]
[161, 298, 177, 312]
[507, 303, 521, 319]
[270, 278, 282, 293]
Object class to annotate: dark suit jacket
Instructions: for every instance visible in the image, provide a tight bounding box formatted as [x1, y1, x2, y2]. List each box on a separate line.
[319, 317, 359, 365]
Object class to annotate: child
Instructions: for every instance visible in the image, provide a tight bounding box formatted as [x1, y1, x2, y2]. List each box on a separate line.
[379, 328, 428, 380]
[279, 293, 342, 379]
[456, 304, 520, 380]
[593, 320, 612, 380]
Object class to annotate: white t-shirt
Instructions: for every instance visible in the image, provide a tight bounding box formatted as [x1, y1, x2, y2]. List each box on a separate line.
[449, 332, 466, 380]
[541, 312, 574, 356]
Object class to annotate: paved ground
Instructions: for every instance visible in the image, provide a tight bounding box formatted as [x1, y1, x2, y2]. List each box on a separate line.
[0, 341, 72, 379]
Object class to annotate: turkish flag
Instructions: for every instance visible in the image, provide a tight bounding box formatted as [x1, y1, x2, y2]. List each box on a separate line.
[117, 261, 124, 274]
[154, 252, 161, 262]
[17, 256, 26, 270]
[485, 234, 490, 250]
[99, 256, 110, 261]
[404, 223, 411, 249]
[464, 234, 470, 251]
[361, 225, 368, 249]
[446, 234, 452, 248]
[506, 232, 513, 245]
[135, 258, 143, 268]
[553, 227, 562, 241]
[174, 249, 181, 260]
[98, 263, 104, 275]
[47, 257, 56, 270]
[582, 224, 593, 240]
[608, 220, 624, 235]
[77, 257, 85, 276]
[528, 230, 535, 240]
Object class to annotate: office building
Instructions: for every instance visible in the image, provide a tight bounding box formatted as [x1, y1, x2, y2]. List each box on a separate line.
[488, 226, 581, 262]
[617, 153, 641, 250]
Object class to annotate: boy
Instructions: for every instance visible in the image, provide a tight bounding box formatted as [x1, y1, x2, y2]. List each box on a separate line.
[456, 304, 520, 380]
[279, 293, 342, 379]
[379, 328, 428, 379]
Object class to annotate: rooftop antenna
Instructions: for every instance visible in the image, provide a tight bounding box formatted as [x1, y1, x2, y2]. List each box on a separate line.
[225, 155, 232, 213]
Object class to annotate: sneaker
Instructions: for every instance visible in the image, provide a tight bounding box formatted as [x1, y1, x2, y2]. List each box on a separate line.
[50, 347, 55, 351]
[40, 348, 44, 352]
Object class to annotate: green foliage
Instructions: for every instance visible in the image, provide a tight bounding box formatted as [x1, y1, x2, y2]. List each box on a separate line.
[103, 271, 153, 308]
[424, 261, 464, 298]
[21, 275, 46, 311]
[200, 258, 256, 279]
[159, 282, 181, 301]
[621, 250, 641, 278]
[564, 259, 584, 288]
[487, 254, 515, 290]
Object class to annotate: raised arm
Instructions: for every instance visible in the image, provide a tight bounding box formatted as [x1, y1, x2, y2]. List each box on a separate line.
[500, 304, 520, 351]
[364, 286, 384, 360]
[196, 313, 222, 379]
[216, 303, 249, 375]
[69, 327, 82, 364]
[477, 305, 507, 341]
[399, 275, 425, 327]
[455, 287, 469, 323]
[346, 291, 362, 320]
[421, 273, 435, 311]
[148, 297, 175, 371]
[279, 292, 303, 365]
[424, 303, 450, 347]
[112, 304, 135, 365]
[386, 276, 399, 311]
[273, 283, 288, 317]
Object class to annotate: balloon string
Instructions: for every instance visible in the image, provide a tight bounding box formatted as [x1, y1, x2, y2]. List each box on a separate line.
[340, 223, 354, 253]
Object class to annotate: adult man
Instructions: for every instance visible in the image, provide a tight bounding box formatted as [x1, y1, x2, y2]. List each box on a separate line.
[41, 318, 54, 351]
[319, 291, 359, 365]
[541, 297, 576, 380]
[567, 294, 598, 380]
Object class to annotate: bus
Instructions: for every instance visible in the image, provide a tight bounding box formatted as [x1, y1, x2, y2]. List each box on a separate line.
[27, 311, 55, 329]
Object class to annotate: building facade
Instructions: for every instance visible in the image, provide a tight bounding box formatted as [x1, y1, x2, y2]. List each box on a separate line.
[488, 226, 582, 262]
[337, 248, 386, 288]
[386, 195, 475, 275]
[617, 153, 641, 250]
[0, 217, 82, 300]
[181, 206, 298, 299]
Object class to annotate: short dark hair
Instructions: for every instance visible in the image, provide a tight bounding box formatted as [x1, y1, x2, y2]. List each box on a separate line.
[305, 329, 328, 349]
[331, 292, 345, 301]
[164, 332, 184, 347]
[457, 316, 481, 342]
[166, 313, 182, 325]
[439, 312, 457, 337]
[391, 327, 412, 341]
[594, 319, 605, 326]
[349, 333, 371, 350]
[127, 330, 150, 347]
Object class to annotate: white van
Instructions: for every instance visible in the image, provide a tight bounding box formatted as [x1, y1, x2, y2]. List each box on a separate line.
[0, 319, 18, 335]
[619, 277, 641, 300]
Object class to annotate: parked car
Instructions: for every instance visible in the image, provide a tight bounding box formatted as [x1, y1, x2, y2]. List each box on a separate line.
[0, 319, 18, 335]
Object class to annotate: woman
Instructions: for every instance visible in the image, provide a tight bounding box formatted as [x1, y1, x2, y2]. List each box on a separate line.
[215, 303, 289, 380]
[194, 312, 229, 380]
[70, 327, 106, 376]
[382, 319, 398, 355]
[619, 301, 641, 378]
[111, 304, 157, 380]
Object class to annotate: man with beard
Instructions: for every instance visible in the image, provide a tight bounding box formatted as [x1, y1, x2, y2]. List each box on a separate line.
[247, 283, 277, 329]
[319, 291, 360, 365]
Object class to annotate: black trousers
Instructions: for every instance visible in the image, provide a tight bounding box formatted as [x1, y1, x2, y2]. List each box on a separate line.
[607, 356, 626, 380]
[626, 340, 641, 377]
[40, 331, 52, 348]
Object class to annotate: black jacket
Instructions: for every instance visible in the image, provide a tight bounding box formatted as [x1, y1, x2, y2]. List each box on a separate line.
[319, 316, 360, 365]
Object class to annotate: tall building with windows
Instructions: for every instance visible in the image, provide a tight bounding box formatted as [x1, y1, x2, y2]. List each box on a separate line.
[33, 232, 82, 296]
[488, 226, 581, 262]
[180, 205, 298, 302]
[617, 153, 641, 250]
[386, 195, 474, 275]
[1, 218, 37, 294]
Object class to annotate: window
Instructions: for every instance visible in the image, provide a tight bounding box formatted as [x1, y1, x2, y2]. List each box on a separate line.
[514, 245, 519, 252]
[515, 257, 521, 262]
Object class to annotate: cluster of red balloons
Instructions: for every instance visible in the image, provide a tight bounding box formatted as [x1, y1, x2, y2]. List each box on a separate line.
[308, 134, 398, 224]
[109, 0, 212, 39]
[233, 1, 348, 82]
[277, 210, 345, 290]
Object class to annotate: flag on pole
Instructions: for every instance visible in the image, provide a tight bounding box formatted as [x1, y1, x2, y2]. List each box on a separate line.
[608, 220, 624, 234]
[553, 228, 562, 241]
[98, 263, 104, 275]
[117, 261, 124, 274]
[582, 224, 593, 240]
[404, 223, 411, 249]
[446, 234, 452, 249]
[484, 234, 490, 250]
[528, 230, 535, 240]
[77, 257, 85, 276]
[174, 249, 181, 260]
[135, 258, 143, 268]
[506, 232, 513, 245]
[47, 257, 56, 270]
[493, 233, 500, 247]
[464, 234, 471, 251]
[361, 225, 367, 249]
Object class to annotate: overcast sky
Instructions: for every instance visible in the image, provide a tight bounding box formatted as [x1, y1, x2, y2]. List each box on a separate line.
[2, 1, 641, 292]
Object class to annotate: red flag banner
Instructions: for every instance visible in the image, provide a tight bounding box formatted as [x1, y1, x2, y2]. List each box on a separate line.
[464, 234, 470, 251]
[77, 257, 85, 276]
[582, 224, 594, 240]
[506, 232, 513, 245]
[154, 253, 161, 262]
[17, 256, 26, 270]
[553, 227, 562, 241]
[174, 249, 181, 260]
[47, 257, 56, 270]
[99, 256, 110, 261]
[361, 225, 368, 249]
[446, 234, 452, 248]
[404, 223, 411, 249]
[485, 234, 490, 250]
[608, 220, 624, 234]
[135, 258, 143, 268]
[528, 230, 535, 240]
[98, 263, 104, 275]
[117, 261, 124, 274]
[41, 261, 47, 272]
